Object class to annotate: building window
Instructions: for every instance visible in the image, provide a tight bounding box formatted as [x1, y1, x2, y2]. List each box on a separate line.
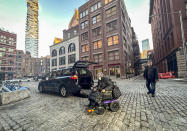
[81, 44, 89, 52]
[68, 33, 71, 39]
[0, 35, 3, 39]
[105, 0, 113, 4]
[106, 6, 116, 18]
[106, 20, 117, 32]
[59, 46, 65, 55]
[8, 67, 13, 71]
[0, 35, 6, 44]
[68, 43, 76, 53]
[2, 60, 6, 64]
[74, 30, 77, 36]
[8, 54, 14, 58]
[8, 48, 14, 52]
[92, 27, 101, 37]
[122, 23, 126, 34]
[52, 49, 57, 57]
[93, 40, 102, 50]
[80, 9, 88, 19]
[81, 32, 88, 41]
[93, 53, 103, 63]
[186, 3, 187, 16]
[68, 54, 76, 64]
[107, 35, 119, 46]
[91, 2, 101, 12]
[52, 59, 57, 66]
[92, 14, 101, 24]
[0, 52, 5, 57]
[8, 38, 14, 45]
[59, 56, 65, 65]
[81, 21, 88, 29]
[108, 50, 119, 61]
[82, 56, 89, 61]
[1, 67, 5, 71]
[0, 47, 6, 51]
[9, 60, 14, 65]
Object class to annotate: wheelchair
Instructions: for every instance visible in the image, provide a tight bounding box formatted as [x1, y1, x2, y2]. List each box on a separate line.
[88, 90, 120, 115]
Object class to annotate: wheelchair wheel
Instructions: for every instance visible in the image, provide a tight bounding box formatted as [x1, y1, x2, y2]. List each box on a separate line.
[95, 106, 105, 115]
[109, 101, 120, 112]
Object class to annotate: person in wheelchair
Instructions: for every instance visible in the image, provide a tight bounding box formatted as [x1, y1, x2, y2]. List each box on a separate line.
[88, 74, 121, 115]
[88, 74, 116, 108]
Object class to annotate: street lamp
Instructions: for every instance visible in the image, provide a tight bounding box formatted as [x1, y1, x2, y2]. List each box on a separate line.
[150, 10, 187, 77]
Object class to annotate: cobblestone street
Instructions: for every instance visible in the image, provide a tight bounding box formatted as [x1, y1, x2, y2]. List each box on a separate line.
[0, 79, 187, 131]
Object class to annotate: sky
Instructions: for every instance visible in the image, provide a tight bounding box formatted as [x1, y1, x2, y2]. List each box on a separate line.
[0, 0, 152, 57]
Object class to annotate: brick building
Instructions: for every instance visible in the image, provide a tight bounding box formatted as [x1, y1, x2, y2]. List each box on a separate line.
[50, 10, 79, 71]
[22, 51, 50, 77]
[16, 50, 24, 78]
[0, 28, 17, 80]
[22, 51, 33, 77]
[132, 28, 141, 76]
[40, 56, 50, 76]
[78, 0, 134, 79]
[33, 56, 50, 76]
[149, 0, 187, 77]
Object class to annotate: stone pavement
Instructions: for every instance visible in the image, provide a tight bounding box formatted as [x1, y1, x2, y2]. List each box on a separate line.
[0, 79, 186, 131]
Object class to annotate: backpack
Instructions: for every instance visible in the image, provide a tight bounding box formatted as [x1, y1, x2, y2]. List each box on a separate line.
[112, 85, 121, 99]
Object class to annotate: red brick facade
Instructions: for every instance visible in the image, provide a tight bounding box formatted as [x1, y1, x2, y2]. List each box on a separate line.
[0, 29, 17, 80]
[79, 0, 134, 78]
[149, 0, 187, 77]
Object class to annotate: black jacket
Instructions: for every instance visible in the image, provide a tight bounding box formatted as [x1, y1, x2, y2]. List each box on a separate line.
[144, 66, 158, 82]
[97, 77, 113, 91]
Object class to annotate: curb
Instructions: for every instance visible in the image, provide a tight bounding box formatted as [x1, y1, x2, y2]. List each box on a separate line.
[0, 90, 30, 106]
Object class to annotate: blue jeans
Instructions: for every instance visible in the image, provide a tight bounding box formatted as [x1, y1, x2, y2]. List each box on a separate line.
[146, 80, 156, 95]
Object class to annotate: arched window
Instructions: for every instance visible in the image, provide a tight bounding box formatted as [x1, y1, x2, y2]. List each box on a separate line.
[59, 46, 65, 55]
[52, 49, 57, 57]
[68, 43, 76, 53]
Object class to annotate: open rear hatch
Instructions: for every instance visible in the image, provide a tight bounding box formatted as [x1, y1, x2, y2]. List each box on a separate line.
[73, 61, 98, 68]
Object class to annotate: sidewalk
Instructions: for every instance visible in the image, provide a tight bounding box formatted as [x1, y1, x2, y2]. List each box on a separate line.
[127, 74, 144, 81]
[172, 78, 187, 83]
[0, 80, 187, 130]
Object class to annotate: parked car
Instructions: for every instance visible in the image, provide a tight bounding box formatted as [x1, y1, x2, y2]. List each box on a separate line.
[38, 61, 97, 97]
[21, 77, 33, 82]
[158, 72, 175, 79]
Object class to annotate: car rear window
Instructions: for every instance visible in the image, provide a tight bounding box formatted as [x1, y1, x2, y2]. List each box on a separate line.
[77, 69, 88, 76]
[61, 69, 72, 76]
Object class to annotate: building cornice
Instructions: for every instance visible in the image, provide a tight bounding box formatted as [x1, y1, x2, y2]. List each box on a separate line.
[49, 36, 78, 48]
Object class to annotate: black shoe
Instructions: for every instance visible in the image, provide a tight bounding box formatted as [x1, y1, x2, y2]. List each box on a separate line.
[152, 94, 155, 97]
[147, 92, 151, 94]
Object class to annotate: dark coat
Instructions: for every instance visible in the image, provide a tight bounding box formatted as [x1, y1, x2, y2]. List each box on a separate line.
[89, 77, 115, 104]
[97, 77, 113, 91]
[144, 66, 158, 82]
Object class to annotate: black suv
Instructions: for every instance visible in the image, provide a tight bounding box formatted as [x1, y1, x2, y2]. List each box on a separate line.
[38, 61, 97, 97]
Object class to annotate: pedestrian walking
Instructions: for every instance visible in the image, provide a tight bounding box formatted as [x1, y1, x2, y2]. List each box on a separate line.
[143, 61, 158, 97]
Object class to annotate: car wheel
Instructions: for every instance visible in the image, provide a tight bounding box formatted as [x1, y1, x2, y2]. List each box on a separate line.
[95, 106, 105, 115]
[109, 101, 120, 112]
[60, 87, 68, 97]
[38, 85, 44, 93]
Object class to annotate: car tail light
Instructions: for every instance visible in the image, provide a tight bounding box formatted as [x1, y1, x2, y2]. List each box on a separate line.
[70, 75, 78, 80]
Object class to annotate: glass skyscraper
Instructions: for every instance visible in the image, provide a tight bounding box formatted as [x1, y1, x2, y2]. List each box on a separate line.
[142, 39, 150, 51]
[25, 0, 39, 58]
